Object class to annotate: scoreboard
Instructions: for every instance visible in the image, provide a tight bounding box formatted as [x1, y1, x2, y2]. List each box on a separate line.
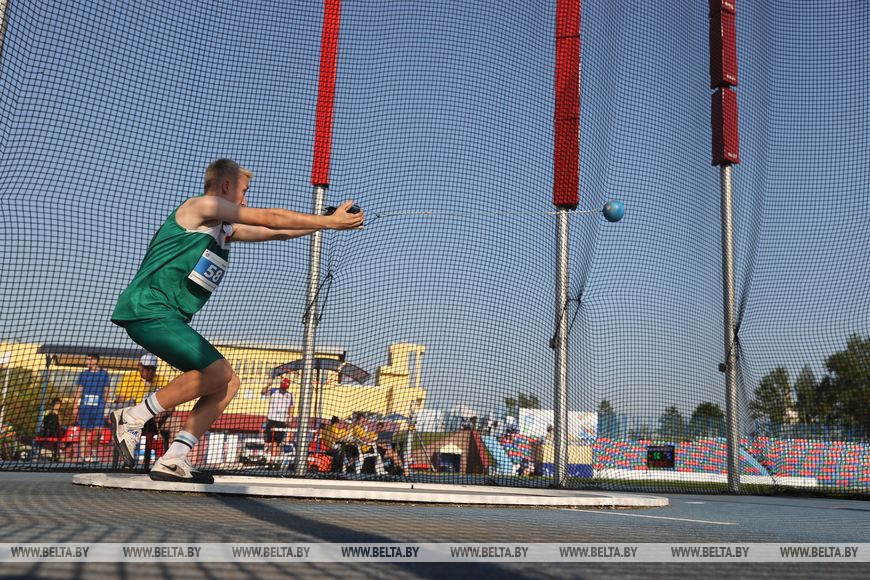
[647, 445, 676, 469]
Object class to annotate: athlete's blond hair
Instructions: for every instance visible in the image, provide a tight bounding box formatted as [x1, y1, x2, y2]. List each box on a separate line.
[203, 159, 253, 193]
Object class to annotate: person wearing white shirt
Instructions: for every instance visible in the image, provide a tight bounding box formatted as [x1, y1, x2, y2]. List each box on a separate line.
[260, 378, 294, 464]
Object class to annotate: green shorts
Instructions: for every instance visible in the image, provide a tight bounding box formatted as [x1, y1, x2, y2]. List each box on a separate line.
[122, 318, 224, 372]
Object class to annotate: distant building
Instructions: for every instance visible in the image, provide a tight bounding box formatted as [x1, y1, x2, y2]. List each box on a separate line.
[0, 340, 428, 425]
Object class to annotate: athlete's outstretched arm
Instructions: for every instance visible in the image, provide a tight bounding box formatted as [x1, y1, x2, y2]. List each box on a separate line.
[180, 197, 363, 231]
[230, 224, 319, 243]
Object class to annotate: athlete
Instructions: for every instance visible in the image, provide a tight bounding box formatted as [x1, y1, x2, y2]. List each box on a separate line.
[109, 158, 363, 483]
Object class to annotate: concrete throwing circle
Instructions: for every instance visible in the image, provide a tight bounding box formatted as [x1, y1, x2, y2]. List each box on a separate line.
[72, 474, 668, 508]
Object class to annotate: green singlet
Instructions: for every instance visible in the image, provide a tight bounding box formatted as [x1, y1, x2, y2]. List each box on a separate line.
[112, 202, 232, 371]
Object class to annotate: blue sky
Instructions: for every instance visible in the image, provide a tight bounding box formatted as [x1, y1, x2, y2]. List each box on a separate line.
[0, 0, 867, 424]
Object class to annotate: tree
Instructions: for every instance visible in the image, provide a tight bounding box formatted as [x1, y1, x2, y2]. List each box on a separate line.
[688, 402, 725, 438]
[597, 399, 619, 438]
[0, 367, 52, 437]
[658, 406, 687, 441]
[750, 367, 795, 424]
[749, 335, 869, 437]
[628, 421, 656, 441]
[824, 334, 870, 437]
[504, 392, 541, 418]
[597, 399, 614, 415]
[793, 365, 821, 423]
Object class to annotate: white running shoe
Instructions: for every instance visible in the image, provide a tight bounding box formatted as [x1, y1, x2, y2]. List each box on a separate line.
[149, 455, 214, 484]
[109, 408, 144, 468]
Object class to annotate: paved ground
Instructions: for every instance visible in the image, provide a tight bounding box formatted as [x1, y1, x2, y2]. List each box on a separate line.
[0, 472, 868, 579]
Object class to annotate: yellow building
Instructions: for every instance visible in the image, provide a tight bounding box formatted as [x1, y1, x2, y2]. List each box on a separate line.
[0, 340, 427, 425]
[312, 342, 427, 420]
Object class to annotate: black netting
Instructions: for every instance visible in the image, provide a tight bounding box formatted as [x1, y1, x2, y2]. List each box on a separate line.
[0, 0, 866, 494]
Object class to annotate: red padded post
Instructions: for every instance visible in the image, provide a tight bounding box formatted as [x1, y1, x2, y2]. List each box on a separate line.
[710, 10, 739, 88]
[554, 0, 580, 209]
[711, 88, 740, 165]
[311, 0, 342, 187]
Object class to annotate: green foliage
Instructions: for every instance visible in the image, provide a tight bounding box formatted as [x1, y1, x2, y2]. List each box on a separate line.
[753, 334, 870, 438]
[658, 405, 687, 441]
[793, 365, 821, 423]
[689, 402, 725, 438]
[597, 399, 620, 438]
[750, 367, 794, 424]
[823, 334, 870, 437]
[0, 367, 68, 437]
[628, 422, 656, 440]
[504, 392, 540, 418]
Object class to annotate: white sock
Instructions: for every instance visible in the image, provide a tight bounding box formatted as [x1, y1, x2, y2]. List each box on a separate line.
[127, 392, 164, 423]
[163, 431, 197, 460]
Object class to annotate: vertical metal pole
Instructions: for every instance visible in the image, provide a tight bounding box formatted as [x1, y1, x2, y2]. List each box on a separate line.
[0, 351, 11, 427]
[720, 165, 741, 493]
[414, 348, 423, 391]
[293, 185, 326, 476]
[0, 0, 9, 62]
[404, 398, 417, 472]
[553, 209, 570, 487]
[317, 368, 325, 438]
[0, 364, 9, 427]
[35, 356, 51, 433]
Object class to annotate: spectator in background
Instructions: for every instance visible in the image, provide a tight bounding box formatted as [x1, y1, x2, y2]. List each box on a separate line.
[261, 378, 294, 465]
[320, 416, 346, 472]
[114, 354, 168, 406]
[0, 422, 16, 460]
[374, 420, 404, 476]
[40, 398, 64, 461]
[339, 412, 377, 472]
[321, 416, 346, 450]
[349, 412, 375, 442]
[482, 419, 494, 436]
[72, 353, 110, 462]
[518, 457, 534, 476]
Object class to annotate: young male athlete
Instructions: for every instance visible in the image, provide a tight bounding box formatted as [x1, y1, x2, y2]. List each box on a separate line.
[110, 158, 363, 483]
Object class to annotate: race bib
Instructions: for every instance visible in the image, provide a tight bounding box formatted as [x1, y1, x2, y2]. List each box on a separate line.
[188, 249, 229, 292]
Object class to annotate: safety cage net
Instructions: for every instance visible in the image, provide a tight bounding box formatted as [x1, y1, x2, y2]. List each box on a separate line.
[0, 0, 867, 494]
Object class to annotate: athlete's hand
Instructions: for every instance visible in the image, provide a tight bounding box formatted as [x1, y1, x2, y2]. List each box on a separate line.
[327, 200, 365, 230]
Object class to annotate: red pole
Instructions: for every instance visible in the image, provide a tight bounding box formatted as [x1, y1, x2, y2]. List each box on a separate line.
[311, 0, 342, 187]
[554, 0, 580, 209]
[710, 0, 740, 165]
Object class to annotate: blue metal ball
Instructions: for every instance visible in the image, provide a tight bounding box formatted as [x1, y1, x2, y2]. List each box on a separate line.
[603, 200, 625, 222]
